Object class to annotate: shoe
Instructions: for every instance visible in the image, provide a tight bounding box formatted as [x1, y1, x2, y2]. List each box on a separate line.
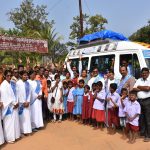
[58, 120, 62, 123]
[32, 128, 38, 132]
[144, 137, 150, 142]
[7, 141, 15, 144]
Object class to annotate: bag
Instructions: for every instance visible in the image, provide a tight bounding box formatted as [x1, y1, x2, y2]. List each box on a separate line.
[51, 86, 58, 104]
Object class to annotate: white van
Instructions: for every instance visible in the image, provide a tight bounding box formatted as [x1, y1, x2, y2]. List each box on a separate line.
[66, 40, 150, 79]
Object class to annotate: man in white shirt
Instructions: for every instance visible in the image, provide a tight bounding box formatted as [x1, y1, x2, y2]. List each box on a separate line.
[133, 67, 150, 142]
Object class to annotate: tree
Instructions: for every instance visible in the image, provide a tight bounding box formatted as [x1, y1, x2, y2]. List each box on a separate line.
[69, 14, 108, 42]
[129, 21, 150, 44]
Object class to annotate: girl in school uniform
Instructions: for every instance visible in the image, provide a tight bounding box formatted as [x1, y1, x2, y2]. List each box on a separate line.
[73, 79, 84, 122]
[88, 83, 96, 125]
[82, 85, 90, 124]
[92, 81, 106, 130]
[63, 81, 68, 119]
[67, 81, 75, 120]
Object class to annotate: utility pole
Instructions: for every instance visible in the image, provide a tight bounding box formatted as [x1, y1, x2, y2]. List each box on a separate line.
[79, 0, 83, 38]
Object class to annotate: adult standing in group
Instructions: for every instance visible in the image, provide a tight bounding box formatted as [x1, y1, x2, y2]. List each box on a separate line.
[117, 66, 136, 94]
[35, 67, 49, 121]
[88, 68, 105, 90]
[1, 70, 20, 143]
[28, 71, 44, 131]
[133, 68, 150, 142]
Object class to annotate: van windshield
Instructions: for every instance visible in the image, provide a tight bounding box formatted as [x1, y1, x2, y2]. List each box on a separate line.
[143, 50, 150, 69]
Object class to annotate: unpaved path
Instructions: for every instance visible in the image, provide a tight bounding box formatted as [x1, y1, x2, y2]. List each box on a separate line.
[1, 121, 150, 150]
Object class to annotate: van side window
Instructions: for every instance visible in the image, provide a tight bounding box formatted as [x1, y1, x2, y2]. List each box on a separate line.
[90, 55, 115, 73]
[119, 54, 140, 79]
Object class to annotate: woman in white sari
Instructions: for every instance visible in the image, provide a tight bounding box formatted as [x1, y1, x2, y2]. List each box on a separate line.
[0, 70, 20, 144]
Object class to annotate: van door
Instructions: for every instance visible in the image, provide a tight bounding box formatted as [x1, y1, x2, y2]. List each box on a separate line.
[119, 53, 141, 79]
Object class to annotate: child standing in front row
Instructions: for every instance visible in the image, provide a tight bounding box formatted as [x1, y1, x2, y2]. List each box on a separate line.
[63, 81, 68, 119]
[82, 85, 90, 124]
[106, 83, 120, 134]
[67, 81, 75, 120]
[124, 90, 141, 144]
[73, 79, 84, 122]
[92, 81, 106, 130]
[118, 88, 129, 138]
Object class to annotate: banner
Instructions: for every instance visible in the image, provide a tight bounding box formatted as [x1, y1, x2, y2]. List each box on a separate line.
[0, 35, 48, 53]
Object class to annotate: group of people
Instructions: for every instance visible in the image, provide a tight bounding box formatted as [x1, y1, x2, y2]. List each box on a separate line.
[0, 57, 150, 146]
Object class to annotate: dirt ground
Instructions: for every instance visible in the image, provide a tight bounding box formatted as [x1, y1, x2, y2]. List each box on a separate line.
[1, 120, 150, 150]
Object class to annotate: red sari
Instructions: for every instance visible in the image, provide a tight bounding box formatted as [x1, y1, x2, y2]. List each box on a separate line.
[82, 94, 89, 120]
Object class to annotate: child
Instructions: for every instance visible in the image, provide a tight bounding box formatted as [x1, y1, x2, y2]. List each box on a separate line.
[67, 81, 75, 120]
[124, 90, 141, 144]
[106, 83, 120, 134]
[73, 79, 84, 122]
[82, 85, 90, 124]
[0, 101, 4, 145]
[88, 83, 96, 124]
[47, 80, 53, 120]
[118, 88, 129, 138]
[63, 81, 68, 119]
[92, 81, 106, 130]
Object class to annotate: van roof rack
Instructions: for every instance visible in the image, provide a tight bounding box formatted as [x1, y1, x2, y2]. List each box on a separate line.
[77, 39, 110, 49]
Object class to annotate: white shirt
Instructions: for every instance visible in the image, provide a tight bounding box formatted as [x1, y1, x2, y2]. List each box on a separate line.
[107, 92, 120, 108]
[93, 90, 106, 110]
[118, 97, 129, 117]
[124, 100, 141, 126]
[67, 87, 75, 102]
[133, 77, 150, 99]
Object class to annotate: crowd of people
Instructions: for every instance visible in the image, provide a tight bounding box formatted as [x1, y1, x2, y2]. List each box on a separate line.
[0, 57, 150, 146]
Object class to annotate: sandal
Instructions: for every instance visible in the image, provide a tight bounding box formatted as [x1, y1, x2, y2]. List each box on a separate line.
[51, 119, 56, 123]
[58, 120, 62, 123]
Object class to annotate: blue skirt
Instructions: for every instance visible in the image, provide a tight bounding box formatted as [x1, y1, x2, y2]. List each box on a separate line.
[73, 96, 83, 115]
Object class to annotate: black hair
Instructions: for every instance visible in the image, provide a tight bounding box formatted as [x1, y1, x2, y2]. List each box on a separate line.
[18, 64, 24, 69]
[121, 88, 128, 94]
[96, 81, 103, 87]
[92, 83, 97, 87]
[120, 65, 127, 71]
[47, 80, 51, 85]
[109, 69, 114, 74]
[63, 81, 68, 85]
[68, 80, 73, 84]
[110, 83, 117, 91]
[28, 70, 35, 76]
[141, 67, 149, 73]
[129, 90, 137, 96]
[79, 79, 85, 84]
[54, 74, 60, 80]
[84, 85, 90, 90]
[19, 70, 27, 76]
[4, 70, 12, 77]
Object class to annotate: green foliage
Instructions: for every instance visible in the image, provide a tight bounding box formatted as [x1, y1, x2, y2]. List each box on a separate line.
[129, 21, 150, 44]
[69, 14, 108, 42]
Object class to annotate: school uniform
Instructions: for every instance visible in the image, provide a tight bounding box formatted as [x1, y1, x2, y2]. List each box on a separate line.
[63, 88, 68, 114]
[92, 90, 106, 122]
[73, 87, 84, 115]
[88, 91, 95, 119]
[107, 92, 120, 127]
[117, 97, 129, 127]
[67, 87, 75, 113]
[124, 100, 141, 132]
[82, 93, 90, 120]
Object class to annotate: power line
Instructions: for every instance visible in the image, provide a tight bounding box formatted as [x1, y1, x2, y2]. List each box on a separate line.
[49, 0, 64, 11]
[84, 0, 91, 15]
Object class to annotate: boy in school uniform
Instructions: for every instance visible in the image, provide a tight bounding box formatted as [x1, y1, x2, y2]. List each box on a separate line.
[124, 90, 141, 144]
[106, 83, 120, 134]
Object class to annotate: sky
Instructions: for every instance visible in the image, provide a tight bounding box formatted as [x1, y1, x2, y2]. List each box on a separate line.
[0, 0, 150, 43]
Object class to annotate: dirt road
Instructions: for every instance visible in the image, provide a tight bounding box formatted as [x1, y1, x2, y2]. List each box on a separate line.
[1, 121, 150, 150]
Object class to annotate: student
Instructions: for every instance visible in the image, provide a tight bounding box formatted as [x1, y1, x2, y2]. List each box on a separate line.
[73, 79, 84, 122]
[28, 70, 44, 131]
[51, 74, 64, 123]
[88, 83, 96, 125]
[1, 70, 20, 143]
[0, 101, 4, 145]
[17, 71, 32, 135]
[92, 81, 106, 130]
[118, 88, 129, 138]
[82, 85, 90, 124]
[67, 81, 75, 120]
[124, 91, 141, 144]
[63, 81, 68, 119]
[106, 83, 120, 134]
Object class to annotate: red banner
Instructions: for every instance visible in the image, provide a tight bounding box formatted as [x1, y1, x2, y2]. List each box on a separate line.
[0, 35, 48, 53]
